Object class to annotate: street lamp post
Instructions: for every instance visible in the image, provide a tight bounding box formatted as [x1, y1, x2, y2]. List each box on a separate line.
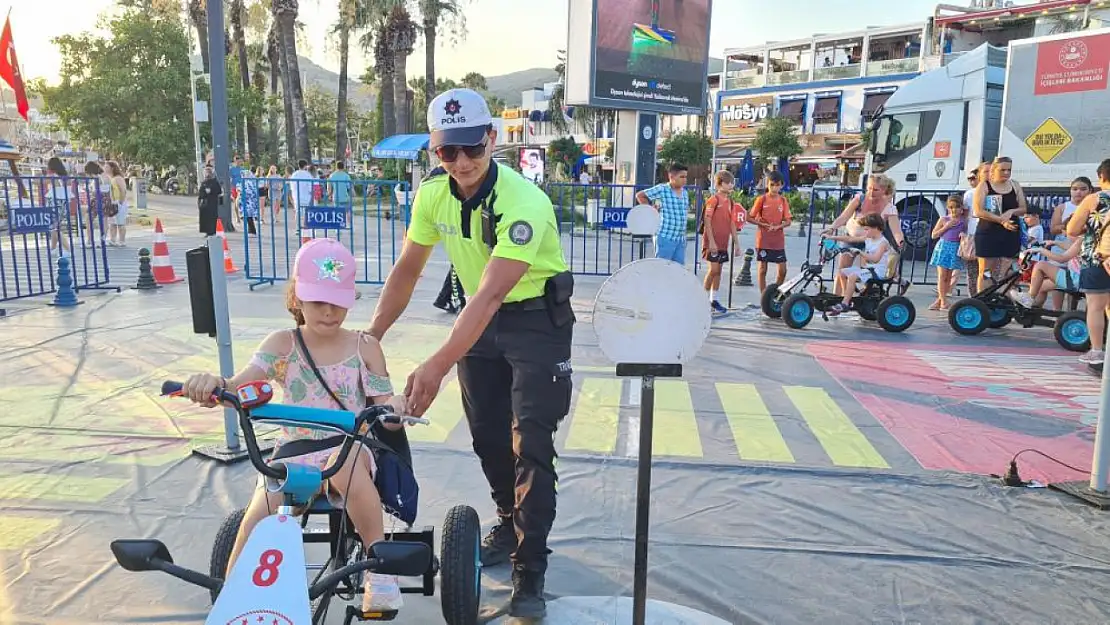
[206, 0, 234, 231]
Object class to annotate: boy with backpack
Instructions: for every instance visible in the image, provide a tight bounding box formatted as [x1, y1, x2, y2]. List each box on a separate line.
[701, 170, 743, 314]
[748, 171, 792, 294]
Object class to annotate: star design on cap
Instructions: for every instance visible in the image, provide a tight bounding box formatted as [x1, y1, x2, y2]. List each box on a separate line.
[315, 256, 345, 282]
[444, 98, 462, 116]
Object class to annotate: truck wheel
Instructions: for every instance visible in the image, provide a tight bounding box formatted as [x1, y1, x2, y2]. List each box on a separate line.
[1055, 311, 1091, 352]
[782, 293, 814, 329]
[440, 505, 481, 625]
[877, 296, 916, 333]
[760, 284, 783, 319]
[208, 507, 245, 604]
[948, 298, 991, 336]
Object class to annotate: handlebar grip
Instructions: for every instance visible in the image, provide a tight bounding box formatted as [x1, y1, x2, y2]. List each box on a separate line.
[161, 381, 184, 396]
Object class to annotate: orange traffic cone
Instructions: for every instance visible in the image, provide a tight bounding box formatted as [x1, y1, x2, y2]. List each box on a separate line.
[151, 219, 183, 284]
[215, 219, 240, 274]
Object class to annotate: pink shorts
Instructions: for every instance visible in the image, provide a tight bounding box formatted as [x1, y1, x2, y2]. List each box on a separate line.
[259, 440, 378, 508]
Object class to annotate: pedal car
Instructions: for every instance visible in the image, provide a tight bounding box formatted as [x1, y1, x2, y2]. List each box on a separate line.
[947, 242, 1093, 352]
[109, 380, 482, 625]
[760, 236, 915, 332]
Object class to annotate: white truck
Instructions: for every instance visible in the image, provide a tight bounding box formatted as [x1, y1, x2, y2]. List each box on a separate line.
[866, 27, 1110, 249]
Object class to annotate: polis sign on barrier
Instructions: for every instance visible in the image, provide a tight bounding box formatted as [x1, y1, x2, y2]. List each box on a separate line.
[717, 95, 773, 139]
[302, 205, 351, 230]
[601, 207, 630, 229]
[9, 205, 58, 235]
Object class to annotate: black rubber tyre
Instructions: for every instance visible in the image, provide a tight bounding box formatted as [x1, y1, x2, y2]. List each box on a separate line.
[782, 293, 815, 329]
[208, 507, 246, 604]
[1055, 311, 1092, 352]
[440, 504, 481, 625]
[877, 296, 916, 333]
[948, 298, 991, 336]
[760, 284, 784, 319]
[855, 298, 878, 321]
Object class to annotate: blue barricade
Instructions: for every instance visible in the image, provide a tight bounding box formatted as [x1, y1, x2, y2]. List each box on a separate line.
[801, 186, 1071, 287]
[0, 175, 115, 313]
[235, 177, 410, 288]
[543, 182, 706, 275]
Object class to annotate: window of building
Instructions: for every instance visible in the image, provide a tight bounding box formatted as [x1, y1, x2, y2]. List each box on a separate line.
[812, 95, 841, 132]
[777, 98, 806, 125]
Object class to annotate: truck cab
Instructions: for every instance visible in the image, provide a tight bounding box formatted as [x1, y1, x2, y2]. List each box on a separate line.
[866, 44, 1008, 249]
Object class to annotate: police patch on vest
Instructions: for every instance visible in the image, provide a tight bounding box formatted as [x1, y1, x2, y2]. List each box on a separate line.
[509, 220, 533, 245]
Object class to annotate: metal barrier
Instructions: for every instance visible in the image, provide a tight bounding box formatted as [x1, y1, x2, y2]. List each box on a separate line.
[237, 177, 410, 288]
[544, 182, 705, 276]
[0, 175, 116, 313]
[801, 186, 1070, 287]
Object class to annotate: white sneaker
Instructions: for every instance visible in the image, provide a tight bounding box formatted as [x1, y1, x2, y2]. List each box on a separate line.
[362, 573, 403, 612]
[1080, 350, 1105, 365]
[1010, 291, 1034, 308]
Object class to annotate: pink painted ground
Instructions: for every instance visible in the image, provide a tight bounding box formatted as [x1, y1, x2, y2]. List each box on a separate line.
[809, 341, 1097, 483]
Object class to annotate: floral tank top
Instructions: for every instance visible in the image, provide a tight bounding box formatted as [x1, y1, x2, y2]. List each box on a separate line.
[248, 330, 393, 444]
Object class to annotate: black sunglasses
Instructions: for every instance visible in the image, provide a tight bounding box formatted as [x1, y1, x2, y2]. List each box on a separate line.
[435, 140, 488, 163]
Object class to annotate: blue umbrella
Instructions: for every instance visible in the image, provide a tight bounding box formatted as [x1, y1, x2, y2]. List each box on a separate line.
[739, 149, 754, 189]
[778, 157, 791, 190]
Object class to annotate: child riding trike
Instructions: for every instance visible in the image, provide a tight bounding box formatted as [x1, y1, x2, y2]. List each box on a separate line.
[760, 235, 915, 332]
[947, 241, 1093, 351]
[109, 380, 482, 625]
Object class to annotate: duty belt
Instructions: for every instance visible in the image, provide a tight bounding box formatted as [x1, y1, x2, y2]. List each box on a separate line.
[500, 296, 547, 312]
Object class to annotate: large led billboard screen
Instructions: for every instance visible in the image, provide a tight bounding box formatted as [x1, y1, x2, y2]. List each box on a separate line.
[565, 0, 712, 116]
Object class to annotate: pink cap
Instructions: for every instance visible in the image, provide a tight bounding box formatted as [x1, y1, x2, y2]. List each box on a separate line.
[293, 238, 357, 309]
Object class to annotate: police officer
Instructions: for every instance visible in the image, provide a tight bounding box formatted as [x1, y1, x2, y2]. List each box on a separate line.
[367, 88, 574, 618]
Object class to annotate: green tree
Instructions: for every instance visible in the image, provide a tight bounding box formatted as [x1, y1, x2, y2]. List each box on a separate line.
[547, 137, 582, 181]
[659, 130, 713, 186]
[40, 8, 193, 169]
[751, 116, 803, 162]
[460, 71, 486, 90]
[303, 86, 338, 157]
[418, 0, 466, 122]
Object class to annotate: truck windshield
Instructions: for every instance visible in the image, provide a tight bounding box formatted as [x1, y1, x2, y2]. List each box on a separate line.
[871, 117, 890, 159]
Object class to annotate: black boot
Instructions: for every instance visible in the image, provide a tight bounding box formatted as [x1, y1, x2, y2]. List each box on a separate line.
[479, 520, 516, 567]
[509, 564, 546, 618]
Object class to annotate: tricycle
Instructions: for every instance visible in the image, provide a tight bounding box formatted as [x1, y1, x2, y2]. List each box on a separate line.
[109, 379, 482, 625]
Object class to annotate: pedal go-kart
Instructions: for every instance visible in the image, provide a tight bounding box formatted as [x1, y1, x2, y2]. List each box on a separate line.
[947, 243, 1093, 351]
[761, 237, 916, 332]
[110, 380, 482, 625]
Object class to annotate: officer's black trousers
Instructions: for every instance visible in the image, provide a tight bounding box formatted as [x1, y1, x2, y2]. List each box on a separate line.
[456, 307, 573, 573]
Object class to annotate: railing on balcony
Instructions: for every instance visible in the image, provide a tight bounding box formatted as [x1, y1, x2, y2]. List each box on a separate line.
[767, 68, 809, 86]
[813, 63, 862, 81]
[866, 57, 921, 76]
[725, 68, 765, 90]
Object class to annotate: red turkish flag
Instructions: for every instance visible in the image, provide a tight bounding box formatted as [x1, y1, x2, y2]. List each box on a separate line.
[0, 17, 29, 121]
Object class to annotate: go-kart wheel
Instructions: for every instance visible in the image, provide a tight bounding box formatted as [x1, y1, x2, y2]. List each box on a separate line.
[440, 504, 481, 625]
[1055, 311, 1091, 352]
[989, 307, 1013, 328]
[855, 298, 878, 321]
[782, 293, 814, 329]
[760, 284, 783, 319]
[877, 296, 915, 333]
[208, 507, 245, 604]
[948, 298, 991, 335]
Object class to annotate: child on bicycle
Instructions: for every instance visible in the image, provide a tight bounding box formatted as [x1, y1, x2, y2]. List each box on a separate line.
[826, 213, 892, 316]
[181, 238, 407, 613]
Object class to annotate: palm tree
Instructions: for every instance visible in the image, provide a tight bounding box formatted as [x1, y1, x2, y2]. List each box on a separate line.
[267, 24, 293, 161]
[387, 5, 417, 135]
[272, 0, 311, 160]
[231, 0, 260, 160]
[187, 0, 210, 72]
[418, 1, 463, 112]
[334, 0, 359, 163]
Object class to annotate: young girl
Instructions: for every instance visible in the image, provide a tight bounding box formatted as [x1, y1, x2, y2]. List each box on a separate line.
[1015, 237, 1082, 309]
[181, 238, 406, 612]
[701, 170, 741, 314]
[928, 195, 968, 310]
[826, 213, 892, 316]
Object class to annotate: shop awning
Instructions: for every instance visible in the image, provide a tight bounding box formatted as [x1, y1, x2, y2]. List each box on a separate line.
[812, 96, 840, 122]
[861, 92, 893, 120]
[371, 134, 430, 160]
[777, 99, 805, 122]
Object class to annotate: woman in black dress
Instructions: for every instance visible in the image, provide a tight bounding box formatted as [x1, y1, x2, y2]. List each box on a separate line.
[972, 156, 1027, 292]
[198, 165, 222, 236]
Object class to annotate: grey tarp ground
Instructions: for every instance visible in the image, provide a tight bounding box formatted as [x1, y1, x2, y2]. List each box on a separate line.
[7, 447, 1110, 625]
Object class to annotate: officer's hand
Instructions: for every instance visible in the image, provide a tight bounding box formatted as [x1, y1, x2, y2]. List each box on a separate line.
[404, 360, 448, 418]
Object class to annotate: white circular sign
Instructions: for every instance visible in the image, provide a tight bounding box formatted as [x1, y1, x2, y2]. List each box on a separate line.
[626, 204, 660, 236]
[642, 125, 653, 140]
[593, 259, 711, 365]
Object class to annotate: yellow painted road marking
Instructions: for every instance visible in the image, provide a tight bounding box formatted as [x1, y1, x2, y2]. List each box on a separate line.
[652, 381, 702, 457]
[0, 473, 129, 503]
[565, 378, 623, 454]
[0, 516, 60, 550]
[783, 386, 888, 469]
[407, 380, 465, 443]
[716, 383, 795, 463]
[0, 432, 189, 467]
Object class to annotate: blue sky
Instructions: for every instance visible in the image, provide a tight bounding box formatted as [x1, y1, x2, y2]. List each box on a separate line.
[12, 0, 942, 83]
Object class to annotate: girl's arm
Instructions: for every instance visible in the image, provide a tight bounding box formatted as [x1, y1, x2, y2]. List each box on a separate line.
[1067, 194, 1096, 238]
[931, 216, 950, 239]
[359, 333, 408, 425]
[182, 331, 289, 407]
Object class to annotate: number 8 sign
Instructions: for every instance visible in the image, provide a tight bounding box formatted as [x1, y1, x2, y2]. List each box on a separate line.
[205, 516, 311, 625]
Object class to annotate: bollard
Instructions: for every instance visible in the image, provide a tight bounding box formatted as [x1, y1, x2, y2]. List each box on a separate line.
[50, 256, 82, 307]
[134, 248, 161, 290]
[797, 219, 806, 238]
[735, 248, 754, 287]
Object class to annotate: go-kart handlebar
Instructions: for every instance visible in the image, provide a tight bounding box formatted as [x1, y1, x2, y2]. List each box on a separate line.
[160, 381, 425, 483]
